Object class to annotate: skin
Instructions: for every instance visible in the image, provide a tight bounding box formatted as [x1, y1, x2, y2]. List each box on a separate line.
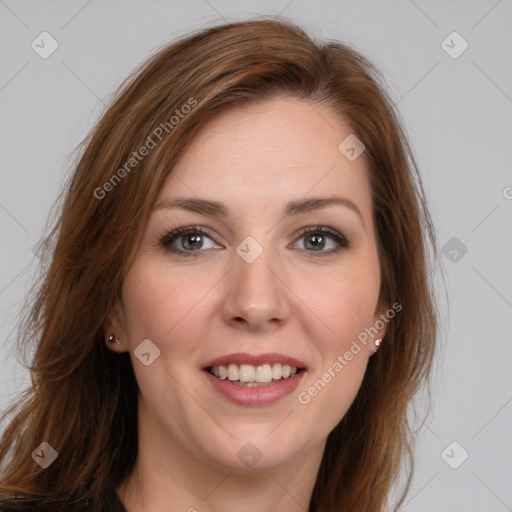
[106, 97, 388, 512]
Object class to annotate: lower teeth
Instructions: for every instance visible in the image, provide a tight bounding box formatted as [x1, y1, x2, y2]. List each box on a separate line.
[233, 381, 275, 387]
[220, 376, 296, 386]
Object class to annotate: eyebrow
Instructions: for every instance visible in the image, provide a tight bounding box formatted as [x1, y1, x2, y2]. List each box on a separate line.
[153, 196, 365, 227]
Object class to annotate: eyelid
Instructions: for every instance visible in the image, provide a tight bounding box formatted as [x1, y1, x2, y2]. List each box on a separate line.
[160, 224, 350, 256]
[160, 225, 222, 254]
[292, 225, 350, 251]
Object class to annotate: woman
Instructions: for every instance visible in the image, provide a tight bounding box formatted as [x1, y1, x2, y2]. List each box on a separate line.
[0, 18, 438, 512]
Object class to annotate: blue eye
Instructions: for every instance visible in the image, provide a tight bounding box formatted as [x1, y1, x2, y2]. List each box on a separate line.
[293, 226, 350, 255]
[160, 225, 350, 257]
[161, 226, 218, 254]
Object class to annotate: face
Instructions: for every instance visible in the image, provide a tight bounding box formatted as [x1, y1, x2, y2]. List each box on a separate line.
[107, 97, 387, 472]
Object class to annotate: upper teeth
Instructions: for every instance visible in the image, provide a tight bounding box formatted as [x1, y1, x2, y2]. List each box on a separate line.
[210, 363, 298, 383]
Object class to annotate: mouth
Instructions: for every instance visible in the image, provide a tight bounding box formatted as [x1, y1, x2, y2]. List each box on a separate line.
[202, 353, 307, 406]
[206, 362, 305, 387]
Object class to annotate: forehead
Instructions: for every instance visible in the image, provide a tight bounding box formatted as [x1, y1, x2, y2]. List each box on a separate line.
[157, 97, 372, 215]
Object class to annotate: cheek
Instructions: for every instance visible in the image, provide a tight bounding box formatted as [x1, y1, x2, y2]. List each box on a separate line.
[120, 256, 211, 343]
[119, 259, 208, 407]
[296, 267, 379, 435]
[309, 259, 381, 355]
[293, 250, 380, 394]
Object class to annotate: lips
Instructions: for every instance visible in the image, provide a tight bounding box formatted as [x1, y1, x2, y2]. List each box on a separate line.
[202, 352, 307, 406]
[203, 352, 307, 369]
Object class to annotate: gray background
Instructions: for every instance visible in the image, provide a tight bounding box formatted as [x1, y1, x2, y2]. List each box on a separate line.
[1, 1, 511, 510]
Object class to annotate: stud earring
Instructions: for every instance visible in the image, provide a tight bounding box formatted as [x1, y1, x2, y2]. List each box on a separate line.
[373, 338, 382, 353]
[108, 334, 121, 345]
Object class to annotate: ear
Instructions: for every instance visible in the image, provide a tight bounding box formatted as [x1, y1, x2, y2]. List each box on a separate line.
[104, 299, 129, 353]
[369, 301, 391, 356]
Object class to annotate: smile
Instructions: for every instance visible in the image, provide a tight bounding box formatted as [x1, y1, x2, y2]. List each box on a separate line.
[202, 353, 307, 406]
[208, 362, 301, 386]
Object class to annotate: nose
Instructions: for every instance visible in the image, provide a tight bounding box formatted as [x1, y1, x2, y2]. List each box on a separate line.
[221, 244, 291, 332]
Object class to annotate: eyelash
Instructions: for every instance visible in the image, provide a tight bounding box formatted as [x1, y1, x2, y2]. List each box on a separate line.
[160, 225, 350, 257]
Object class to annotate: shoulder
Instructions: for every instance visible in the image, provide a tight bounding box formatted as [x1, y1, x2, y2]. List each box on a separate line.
[0, 488, 125, 512]
[0, 503, 36, 512]
[0, 489, 126, 512]
[0, 500, 46, 512]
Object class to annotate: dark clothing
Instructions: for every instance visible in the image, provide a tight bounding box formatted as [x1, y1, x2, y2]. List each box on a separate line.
[0, 488, 127, 512]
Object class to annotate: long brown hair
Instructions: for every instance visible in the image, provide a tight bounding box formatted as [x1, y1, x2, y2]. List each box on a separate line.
[0, 18, 438, 512]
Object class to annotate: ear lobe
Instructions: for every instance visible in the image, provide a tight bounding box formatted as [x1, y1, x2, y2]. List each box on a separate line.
[369, 302, 390, 355]
[104, 300, 119, 335]
[375, 304, 389, 337]
[104, 300, 127, 352]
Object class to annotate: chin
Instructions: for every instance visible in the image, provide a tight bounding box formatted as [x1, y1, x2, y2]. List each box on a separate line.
[204, 426, 307, 472]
